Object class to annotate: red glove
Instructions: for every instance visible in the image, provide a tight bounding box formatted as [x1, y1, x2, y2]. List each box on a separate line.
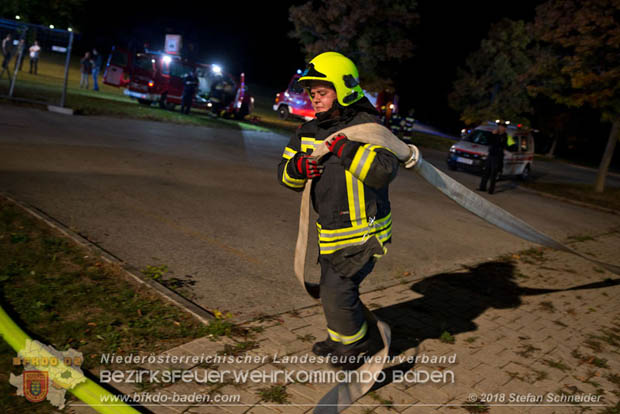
[295, 154, 323, 179]
[326, 133, 348, 158]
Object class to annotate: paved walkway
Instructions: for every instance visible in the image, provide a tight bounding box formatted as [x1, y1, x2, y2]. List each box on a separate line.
[70, 231, 620, 414]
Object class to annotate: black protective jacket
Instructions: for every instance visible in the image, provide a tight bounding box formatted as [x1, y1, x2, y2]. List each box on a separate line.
[277, 98, 400, 258]
[488, 132, 507, 160]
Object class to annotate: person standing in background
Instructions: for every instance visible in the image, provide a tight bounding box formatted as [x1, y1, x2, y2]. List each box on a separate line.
[13, 39, 25, 71]
[80, 51, 93, 89]
[181, 69, 198, 114]
[29, 41, 41, 75]
[0, 33, 14, 80]
[92, 48, 102, 91]
[479, 120, 508, 194]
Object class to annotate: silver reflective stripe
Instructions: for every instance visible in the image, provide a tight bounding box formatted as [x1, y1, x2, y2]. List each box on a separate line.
[352, 148, 370, 177]
[350, 177, 363, 226]
[282, 147, 297, 160]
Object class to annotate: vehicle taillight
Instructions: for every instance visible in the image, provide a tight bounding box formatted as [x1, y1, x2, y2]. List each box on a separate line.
[148, 81, 154, 88]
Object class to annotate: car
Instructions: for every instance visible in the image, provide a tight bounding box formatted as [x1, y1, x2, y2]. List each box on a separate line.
[447, 121, 535, 180]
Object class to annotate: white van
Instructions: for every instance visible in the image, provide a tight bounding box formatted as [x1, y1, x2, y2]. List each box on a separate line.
[447, 122, 535, 180]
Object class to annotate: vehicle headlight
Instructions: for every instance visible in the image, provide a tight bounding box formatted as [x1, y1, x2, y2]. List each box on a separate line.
[449, 146, 455, 153]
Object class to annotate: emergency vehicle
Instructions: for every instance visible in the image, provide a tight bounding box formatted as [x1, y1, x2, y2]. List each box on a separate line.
[447, 121, 535, 180]
[273, 71, 315, 121]
[103, 48, 253, 119]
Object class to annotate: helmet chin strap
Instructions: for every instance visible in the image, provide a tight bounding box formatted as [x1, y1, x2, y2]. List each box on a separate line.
[315, 100, 343, 121]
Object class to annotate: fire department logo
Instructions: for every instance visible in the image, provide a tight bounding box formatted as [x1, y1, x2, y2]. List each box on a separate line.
[23, 371, 49, 403]
[9, 339, 86, 409]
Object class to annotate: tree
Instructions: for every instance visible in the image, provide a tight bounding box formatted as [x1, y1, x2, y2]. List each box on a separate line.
[1, 0, 85, 30]
[288, 0, 419, 92]
[529, 0, 620, 192]
[449, 19, 536, 126]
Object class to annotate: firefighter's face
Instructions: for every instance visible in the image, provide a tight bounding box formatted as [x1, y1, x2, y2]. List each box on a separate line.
[309, 82, 337, 113]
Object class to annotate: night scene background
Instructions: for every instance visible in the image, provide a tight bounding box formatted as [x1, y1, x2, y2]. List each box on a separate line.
[1, 0, 619, 169]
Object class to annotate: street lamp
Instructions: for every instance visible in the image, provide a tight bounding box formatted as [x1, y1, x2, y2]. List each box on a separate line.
[15, 15, 21, 20]
[49, 24, 55, 29]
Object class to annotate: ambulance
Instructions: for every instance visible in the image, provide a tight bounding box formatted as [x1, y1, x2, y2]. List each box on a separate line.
[447, 121, 535, 180]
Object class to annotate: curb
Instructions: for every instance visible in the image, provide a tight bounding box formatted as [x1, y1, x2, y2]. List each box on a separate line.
[0, 192, 214, 325]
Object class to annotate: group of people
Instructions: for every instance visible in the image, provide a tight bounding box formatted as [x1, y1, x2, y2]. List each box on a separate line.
[79, 49, 103, 90]
[1, 32, 103, 91]
[1, 34, 41, 79]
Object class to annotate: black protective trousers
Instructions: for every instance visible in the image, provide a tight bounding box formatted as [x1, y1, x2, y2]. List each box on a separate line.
[479, 156, 503, 194]
[319, 256, 375, 344]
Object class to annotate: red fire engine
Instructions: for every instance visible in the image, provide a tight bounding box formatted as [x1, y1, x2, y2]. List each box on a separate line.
[103, 47, 253, 119]
[273, 71, 316, 121]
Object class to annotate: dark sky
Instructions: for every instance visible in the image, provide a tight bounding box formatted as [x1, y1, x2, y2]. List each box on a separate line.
[82, 1, 547, 129]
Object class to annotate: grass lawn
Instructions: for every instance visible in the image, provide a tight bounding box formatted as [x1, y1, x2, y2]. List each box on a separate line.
[0, 197, 249, 413]
[0, 53, 273, 132]
[407, 131, 455, 152]
[522, 181, 620, 212]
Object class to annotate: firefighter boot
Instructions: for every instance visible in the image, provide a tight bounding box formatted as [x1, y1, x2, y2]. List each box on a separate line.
[312, 337, 341, 357]
[335, 323, 382, 370]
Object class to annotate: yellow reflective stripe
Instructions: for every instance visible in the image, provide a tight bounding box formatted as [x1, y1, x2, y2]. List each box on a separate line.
[319, 230, 392, 254]
[316, 213, 391, 233]
[300, 137, 316, 152]
[358, 150, 376, 181]
[349, 146, 367, 176]
[282, 147, 297, 160]
[356, 176, 366, 223]
[345, 171, 366, 226]
[345, 171, 357, 224]
[328, 321, 368, 345]
[349, 145, 380, 182]
[318, 223, 392, 254]
[300, 137, 324, 152]
[282, 160, 306, 188]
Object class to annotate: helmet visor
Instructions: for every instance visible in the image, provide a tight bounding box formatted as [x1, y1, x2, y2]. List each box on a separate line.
[301, 63, 327, 79]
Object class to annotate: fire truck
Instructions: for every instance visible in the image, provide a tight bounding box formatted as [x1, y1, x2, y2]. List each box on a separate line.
[273, 71, 315, 121]
[103, 48, 253, 119]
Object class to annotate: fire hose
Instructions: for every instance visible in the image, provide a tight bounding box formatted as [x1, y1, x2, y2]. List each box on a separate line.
[294, 122, 620, 414]
[0, 305, 141, 413]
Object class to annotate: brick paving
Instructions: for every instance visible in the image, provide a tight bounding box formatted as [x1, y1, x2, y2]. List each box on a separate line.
[69, 231, 620, 414]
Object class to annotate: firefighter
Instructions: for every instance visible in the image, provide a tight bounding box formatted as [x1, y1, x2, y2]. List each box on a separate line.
[389, 113, 402, 138]
[402, 109, 416, 141]
[181, 69, 198, 115]
[479, 120, 508, 194]
[277, 52, 400, 367]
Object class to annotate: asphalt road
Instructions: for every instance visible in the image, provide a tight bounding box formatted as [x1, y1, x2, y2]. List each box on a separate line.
[1, 104, 619, 321]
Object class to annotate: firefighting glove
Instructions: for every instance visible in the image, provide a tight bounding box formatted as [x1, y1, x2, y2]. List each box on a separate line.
[294, 153, 323, 179]
[326, 133, 348, 158]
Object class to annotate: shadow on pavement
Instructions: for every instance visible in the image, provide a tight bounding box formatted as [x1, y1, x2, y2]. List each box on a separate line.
[369, 260, 620, 391]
